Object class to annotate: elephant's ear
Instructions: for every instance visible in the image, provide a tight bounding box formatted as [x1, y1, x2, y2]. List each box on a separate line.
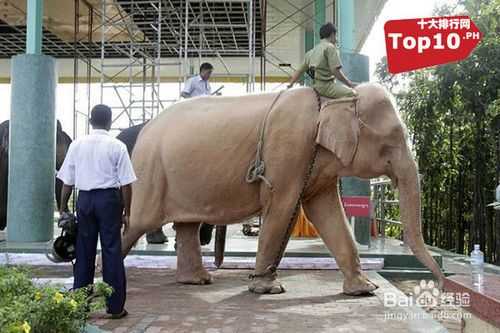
[315, 103, 359, 167]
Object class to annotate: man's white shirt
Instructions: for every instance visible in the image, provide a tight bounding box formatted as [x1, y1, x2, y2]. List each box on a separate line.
[182, 75, 212, 97]
[57, 129, 137, 191]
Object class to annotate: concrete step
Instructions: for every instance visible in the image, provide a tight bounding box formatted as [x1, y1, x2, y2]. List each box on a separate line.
[1, 253, 384, 271]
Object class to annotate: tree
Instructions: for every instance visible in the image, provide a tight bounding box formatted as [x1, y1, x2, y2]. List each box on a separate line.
[376, 0, 500, 262]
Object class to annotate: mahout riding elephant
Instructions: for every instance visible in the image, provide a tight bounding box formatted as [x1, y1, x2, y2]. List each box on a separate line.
[0, 120, 72, 230]
[116, 123, 215, 245]
[121, 84, 445, 295]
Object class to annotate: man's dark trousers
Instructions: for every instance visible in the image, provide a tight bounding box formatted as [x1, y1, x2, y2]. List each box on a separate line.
[74, 188, 126, 314]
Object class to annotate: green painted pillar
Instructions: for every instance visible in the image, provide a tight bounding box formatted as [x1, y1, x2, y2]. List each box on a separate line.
[7, 0, 56, 242]
[314, 0, 326, 45]
[304, 30, 314, 86]
[337, 0, 355, 52]
[26, 0, 44, 55]
[305, 30, 314, 52]
[337, 0, 371, 247]
[303, 0, 325, 85]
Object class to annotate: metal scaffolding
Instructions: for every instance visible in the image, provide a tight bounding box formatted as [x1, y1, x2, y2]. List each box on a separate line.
[60, 0, 262, 135]
[181, 0, 258, 93]
[73, 0, 94, 139]
[1, 0, 334, 127]
[96, 0, 178, 130]
[260, 0, 335, 90]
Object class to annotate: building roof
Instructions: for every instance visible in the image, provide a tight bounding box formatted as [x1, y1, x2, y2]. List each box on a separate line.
[0, 0, 385, 59]
[0, 0, 262, 59]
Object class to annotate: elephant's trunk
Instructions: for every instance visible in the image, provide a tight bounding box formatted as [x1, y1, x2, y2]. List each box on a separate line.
[396, 155, 445, 286]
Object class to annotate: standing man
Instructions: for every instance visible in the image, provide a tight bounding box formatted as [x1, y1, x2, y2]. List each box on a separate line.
[287, 23, 357, 98]
[180, 62, 217, 245]
[58, 104, 136, 319]
[181, 62, 214, 98]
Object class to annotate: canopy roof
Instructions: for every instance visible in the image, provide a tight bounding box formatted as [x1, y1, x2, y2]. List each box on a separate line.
[0, 0, 385, 59]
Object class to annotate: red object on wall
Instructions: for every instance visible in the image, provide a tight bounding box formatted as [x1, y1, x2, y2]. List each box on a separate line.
[384, 16, 482, 74]
[342, 196, 371, 217]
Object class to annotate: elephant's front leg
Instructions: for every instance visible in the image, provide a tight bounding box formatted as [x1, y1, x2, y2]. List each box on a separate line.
[250, 193, 300, 294]
[175, 222, 213, 285]
[303, 184, 378, 295]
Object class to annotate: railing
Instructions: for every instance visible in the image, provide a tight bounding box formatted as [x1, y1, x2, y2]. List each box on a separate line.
[371, 178, 401, 238]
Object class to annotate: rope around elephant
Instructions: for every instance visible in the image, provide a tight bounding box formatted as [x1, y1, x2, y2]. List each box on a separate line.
[248, 88, 361, 280]
[248, 88, 322, 279]
[245, 90, 285, 190]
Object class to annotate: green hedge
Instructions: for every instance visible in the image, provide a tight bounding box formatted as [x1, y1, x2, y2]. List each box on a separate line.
[0, 267, 111, 333]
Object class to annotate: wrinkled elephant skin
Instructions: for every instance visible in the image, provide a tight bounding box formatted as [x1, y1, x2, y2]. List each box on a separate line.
[122, 84, 445, 295]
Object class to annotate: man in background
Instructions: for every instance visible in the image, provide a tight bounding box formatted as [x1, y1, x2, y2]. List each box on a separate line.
[58, 104, 136, 319]
[181, 62, 214, 98]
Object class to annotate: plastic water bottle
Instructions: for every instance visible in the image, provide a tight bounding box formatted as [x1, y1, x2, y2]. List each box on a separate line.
[470, 244, 484, 287]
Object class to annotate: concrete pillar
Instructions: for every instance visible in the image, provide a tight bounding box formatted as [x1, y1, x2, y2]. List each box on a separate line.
[7, 55, 57, 242]
[7, 0, 57, 242]
[303, 0, 326, 85]
[26, 0, 44, 55]
[337, 0, 355, 52]
[314, 0, 326, 44]
[337, 0, 371, 246]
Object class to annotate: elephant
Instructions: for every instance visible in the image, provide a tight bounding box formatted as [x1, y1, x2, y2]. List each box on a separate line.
[116, 123, 215, 245]
[0, 120, 72, 230]
[121, 83, 445, 295]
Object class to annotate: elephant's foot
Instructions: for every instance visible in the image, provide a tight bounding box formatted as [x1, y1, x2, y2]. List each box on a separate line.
[248, 268, 285, 294]
[343, 273, 379, 296]
[176, 267, 213, 285]
[146, 229, 168, 244]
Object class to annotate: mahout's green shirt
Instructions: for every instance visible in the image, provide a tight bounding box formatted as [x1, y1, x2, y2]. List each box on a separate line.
[297, 39, 342, 81]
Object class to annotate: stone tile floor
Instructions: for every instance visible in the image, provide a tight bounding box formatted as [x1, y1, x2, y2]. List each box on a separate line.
[89, 269, 445, 333]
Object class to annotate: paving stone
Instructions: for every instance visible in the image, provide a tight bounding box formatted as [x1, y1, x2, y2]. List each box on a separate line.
[89, 268, 445, 333]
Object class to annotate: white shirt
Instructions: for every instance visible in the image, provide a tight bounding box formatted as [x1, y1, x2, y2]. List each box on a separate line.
[57, 130, 137, 191]
[182, 75, 212, 97]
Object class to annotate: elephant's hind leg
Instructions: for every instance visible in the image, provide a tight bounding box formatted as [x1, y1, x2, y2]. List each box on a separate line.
[303, 185, 378, 296]
[175, 222, 213, 285]
[250, 190, 303, 295]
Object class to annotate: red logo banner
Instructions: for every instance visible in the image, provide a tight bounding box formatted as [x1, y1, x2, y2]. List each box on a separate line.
[342, 196, 371, 217]
[384, 16, 482, 74]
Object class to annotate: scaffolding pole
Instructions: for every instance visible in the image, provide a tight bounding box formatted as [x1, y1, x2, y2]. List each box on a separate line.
[182, 0, 256, 93]
[73, 0, 94, 139]
[98, 0, 179, 130]
[261, 0, 335, 88]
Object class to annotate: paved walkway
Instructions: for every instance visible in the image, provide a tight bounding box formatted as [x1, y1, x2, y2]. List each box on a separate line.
[89, 269, 445, 333]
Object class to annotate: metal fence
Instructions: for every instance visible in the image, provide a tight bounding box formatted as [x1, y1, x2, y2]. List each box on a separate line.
[371, 177, 401, 238]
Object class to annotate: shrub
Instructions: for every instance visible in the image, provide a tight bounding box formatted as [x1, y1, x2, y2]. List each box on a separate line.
[0, 266, 112, 333]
